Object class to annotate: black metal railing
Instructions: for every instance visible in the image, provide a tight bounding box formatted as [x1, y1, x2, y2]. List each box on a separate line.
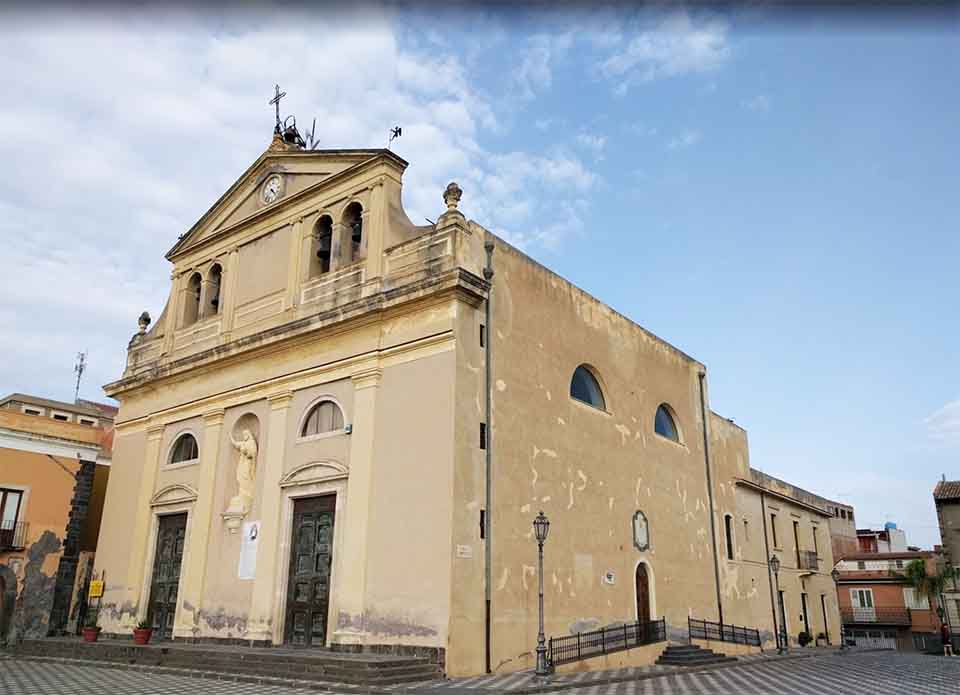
[688, 617, 762, 647]
[0, 520, 28, 550]
[840, 607, 911, 625]
[548, 618, 666, 667]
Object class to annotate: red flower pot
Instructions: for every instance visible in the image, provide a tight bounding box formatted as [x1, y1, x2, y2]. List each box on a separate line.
[82, 627, 101, 643]
[133, 628, 153, 645]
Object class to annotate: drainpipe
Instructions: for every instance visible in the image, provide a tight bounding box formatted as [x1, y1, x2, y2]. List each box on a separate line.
[760, 491, 779, 650]
[697, 371, 724, 626]
[483, 239, 495, 674]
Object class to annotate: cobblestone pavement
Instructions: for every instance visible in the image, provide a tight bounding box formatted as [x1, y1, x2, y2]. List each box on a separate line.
[2, 651, 959, 694]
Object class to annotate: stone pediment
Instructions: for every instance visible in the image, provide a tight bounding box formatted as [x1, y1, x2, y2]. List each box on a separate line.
[167, 148, 407, 261]
[151, 483, 199, 507]
[280, 460, 349, 488]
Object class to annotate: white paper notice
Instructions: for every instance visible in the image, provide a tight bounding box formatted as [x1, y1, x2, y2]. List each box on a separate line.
[238, 520, 260, 580]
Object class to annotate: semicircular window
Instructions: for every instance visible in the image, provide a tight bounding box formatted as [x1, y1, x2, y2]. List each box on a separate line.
[570, 365, 605, 410]
[654, 405, 679, 442]
[170, 433, 199, 464]
[301, 400, 345, 437]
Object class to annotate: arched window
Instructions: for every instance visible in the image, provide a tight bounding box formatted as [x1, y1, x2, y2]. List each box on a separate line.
[207, 263, 222, 316]
[170, 433, 199, 464]
[654, 404, 679, 442]
[570, 365, 605, 410]
[301, 400, 345, 437]
[342, 202, 363, 263]
[184, 273, 202, 325]
[314, 216, 333, 275]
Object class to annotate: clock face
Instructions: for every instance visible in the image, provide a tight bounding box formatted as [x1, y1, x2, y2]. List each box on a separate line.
[261, 175, 282, 204]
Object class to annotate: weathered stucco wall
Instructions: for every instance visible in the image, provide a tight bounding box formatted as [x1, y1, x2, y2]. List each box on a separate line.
[448, 236, 725, 675]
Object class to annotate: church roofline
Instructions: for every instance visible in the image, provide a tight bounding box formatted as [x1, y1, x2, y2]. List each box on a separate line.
[165, 147, 408, 261]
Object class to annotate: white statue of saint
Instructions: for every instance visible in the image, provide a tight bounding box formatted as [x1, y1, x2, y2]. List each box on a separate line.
[227, 429, 258, 513]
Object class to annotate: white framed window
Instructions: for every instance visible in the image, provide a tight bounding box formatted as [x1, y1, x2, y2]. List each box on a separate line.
[300, 400, 345, 438]
[51, 411, 71, 422]
[169, 433, 200, 465]
[78, 417, 98, 427]
[21, 406, 42, 416]
[903, 587, 929, 610]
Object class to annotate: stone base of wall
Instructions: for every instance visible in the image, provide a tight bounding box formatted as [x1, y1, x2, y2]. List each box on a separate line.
[329, 641, 446, 667]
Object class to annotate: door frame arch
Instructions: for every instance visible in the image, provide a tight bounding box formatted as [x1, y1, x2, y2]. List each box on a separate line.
[634, 560, 656, 622]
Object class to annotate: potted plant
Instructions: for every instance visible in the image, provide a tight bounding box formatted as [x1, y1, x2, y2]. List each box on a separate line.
[81, 613, 101, 643]
[815, 632, 827, 647]
[133, 619, 153, 645]
[798, 630, 812, 647]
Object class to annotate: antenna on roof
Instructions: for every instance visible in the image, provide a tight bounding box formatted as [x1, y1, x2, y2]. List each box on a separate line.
[387, 126, 402, 150]
[304, 118, 318, 150]
[73, 351, 87, 404]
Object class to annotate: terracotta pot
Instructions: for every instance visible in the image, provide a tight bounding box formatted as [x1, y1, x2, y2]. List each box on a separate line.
[133, 628, 153, 645]
[81, 627, 101, 643]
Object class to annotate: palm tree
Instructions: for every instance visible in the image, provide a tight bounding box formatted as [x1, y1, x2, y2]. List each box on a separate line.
[903, 559, 958, 626]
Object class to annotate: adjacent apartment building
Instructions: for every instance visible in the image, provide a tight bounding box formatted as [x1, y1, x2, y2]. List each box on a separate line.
[933, 480, 960, 629]
[834, 524, 940, 651]
[91, 126, 838, 676]
[0, 394, 114, 643]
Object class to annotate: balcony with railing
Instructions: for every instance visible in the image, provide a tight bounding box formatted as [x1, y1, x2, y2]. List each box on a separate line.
[0, 520, 28, 550]
[798, 550, 819, 571]
[840, 606, 911, 625]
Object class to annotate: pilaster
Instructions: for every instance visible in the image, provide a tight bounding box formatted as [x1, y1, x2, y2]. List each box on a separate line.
[220, 248, 240, 339]
[161, 276, 183, 354]
[330, 222, 347, 272]
[332, 365, 382, 645]
[246, 391, 294, 642]
[174, 409, 224, 639]
[285, 217, 304, 312]
[125, 423, 164, 628]
[364, 180, 385, 280]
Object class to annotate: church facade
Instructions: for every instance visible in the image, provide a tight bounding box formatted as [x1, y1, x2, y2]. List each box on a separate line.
[95, 128, 839, 676]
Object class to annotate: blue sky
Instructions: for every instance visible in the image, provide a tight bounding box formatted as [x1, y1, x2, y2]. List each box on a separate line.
[1, 4, 956, 547]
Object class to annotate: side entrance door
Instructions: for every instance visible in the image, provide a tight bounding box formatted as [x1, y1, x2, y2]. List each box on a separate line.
[148, 513, 187, 640]
[285, 495, 336, 647]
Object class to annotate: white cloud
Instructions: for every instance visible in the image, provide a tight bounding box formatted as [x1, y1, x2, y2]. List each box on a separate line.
[667, 129, 702, 149]
[575, 132, 608, 160]
[0, 8, 599, 402]
[514, 33, 573, 101]
[742, 95, 771, 112]
[600, 11, 729, 94]
[926, 400, 960, 444]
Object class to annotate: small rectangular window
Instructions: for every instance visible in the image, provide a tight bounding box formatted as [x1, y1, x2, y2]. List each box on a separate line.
[79, 418, 96, 426]
[479, 509, 486, 540]
[53, 414, 69, 422]
[857, 561, 866, 570]
[23, 408, 41, 416]
[812, 526, 819, 555]
[724, 515, 734, 560]
[480, 422, 487, 450]
[480, 324, 486, 348]
[770, 514, 779, 547]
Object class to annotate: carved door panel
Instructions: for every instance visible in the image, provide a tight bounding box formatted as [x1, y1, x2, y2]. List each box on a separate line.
[148, 513, 187, 640]
[285, 496, 335, 647]
[636, 564, 650, 625]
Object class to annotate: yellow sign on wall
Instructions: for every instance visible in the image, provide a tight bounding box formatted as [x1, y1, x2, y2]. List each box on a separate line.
[88, 580, 104, 599]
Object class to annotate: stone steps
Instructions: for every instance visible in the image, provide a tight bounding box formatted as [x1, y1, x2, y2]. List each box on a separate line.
[14, 639, 444, 687]
[656, 644, 738, 667]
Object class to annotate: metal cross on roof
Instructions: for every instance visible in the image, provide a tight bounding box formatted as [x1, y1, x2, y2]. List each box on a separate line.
[269, 84, 286, 129]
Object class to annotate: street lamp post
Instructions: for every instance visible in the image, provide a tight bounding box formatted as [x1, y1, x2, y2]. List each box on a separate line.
[831, 568, 845, 651]
[533, 511, 551, 677]
[769, 555, 788, 654]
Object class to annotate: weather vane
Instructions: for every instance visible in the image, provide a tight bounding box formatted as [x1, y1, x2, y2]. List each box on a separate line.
[388, 126, 402, 150]
[269, 84, 287, 131]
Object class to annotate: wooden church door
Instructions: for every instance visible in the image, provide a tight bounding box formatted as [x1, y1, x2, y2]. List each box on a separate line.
[148, 513, 187, 640]
[285, 495, 336, 647]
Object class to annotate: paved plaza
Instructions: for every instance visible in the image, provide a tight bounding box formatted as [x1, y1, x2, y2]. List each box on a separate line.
[1, 650, 958, 694]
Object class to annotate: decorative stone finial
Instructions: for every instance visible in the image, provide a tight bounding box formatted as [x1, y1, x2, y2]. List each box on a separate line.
[443, 182, 463, 211]
[137, 311, 151, 335]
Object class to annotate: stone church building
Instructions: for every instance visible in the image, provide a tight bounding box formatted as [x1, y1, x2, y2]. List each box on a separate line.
[95, 124, 839, 676]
